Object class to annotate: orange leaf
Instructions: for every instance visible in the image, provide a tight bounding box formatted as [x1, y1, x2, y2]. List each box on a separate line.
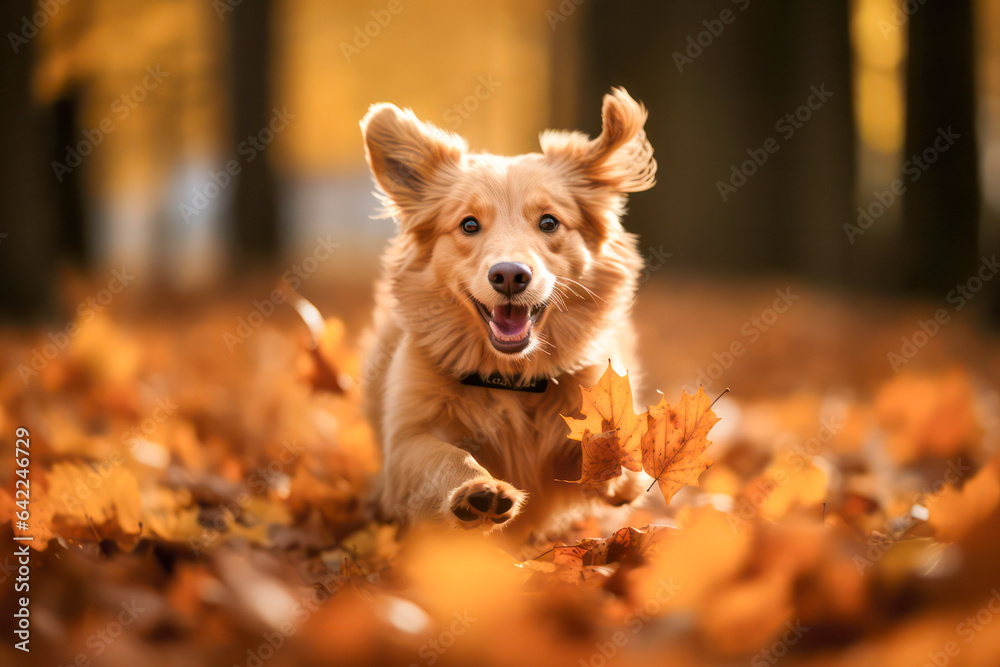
[567, 429, 629, 485]
[641, 388, 720, 505]
[562, 362, 644, 480]
[525, 526, 669, 585]
[552, 542, 598, 569]
[926, 459, 1000, 542]
[581, 525, 669, 566]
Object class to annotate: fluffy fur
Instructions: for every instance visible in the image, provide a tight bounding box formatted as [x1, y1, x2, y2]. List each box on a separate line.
[360, 88, 656, 537]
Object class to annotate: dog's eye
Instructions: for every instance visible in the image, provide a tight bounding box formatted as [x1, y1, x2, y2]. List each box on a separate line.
[460, 217, 480, 234]
[539, 214, 560, 233]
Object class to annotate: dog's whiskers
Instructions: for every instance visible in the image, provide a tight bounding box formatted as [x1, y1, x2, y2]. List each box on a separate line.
[551, 283, 579, 310]
[553, 279, 585, 303]
[557, 276, 605, 304]
[532, 335, 554, 356]
[548, 288, 569, 313]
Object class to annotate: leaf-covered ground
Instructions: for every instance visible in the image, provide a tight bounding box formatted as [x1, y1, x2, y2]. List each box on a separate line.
[2, 275, 1000, 667]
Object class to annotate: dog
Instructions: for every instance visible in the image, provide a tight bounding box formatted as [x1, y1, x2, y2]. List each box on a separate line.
[360, 88, 656, 537]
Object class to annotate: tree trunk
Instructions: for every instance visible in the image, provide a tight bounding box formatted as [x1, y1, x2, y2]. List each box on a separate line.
[900, 0, 979, 295]
[229, 0, 278, 264]
[575, 0, 854, 285]
[0, 0, 58, 321]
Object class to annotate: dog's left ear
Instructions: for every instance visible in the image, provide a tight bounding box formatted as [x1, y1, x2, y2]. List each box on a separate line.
[540, 88, 656, 215]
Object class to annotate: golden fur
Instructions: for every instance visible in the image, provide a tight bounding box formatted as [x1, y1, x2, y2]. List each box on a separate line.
[360, 88, 656, 538]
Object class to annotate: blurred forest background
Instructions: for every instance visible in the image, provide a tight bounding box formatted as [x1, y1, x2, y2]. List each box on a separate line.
[1, 0, 998, 317]
[4, 3, 1000, 667]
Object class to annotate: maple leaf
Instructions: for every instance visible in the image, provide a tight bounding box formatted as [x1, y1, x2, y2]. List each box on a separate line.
[523, 525, 670, 586]
[562, 362, 644, 482]
[566, 428, 630, 485]
[25, 462, 143, 551]
[580, 525, 670, 566]
[641, 388, 721, 505]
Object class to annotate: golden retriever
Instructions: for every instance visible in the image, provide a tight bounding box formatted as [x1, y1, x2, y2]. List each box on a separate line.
[360, 88, 656, 537]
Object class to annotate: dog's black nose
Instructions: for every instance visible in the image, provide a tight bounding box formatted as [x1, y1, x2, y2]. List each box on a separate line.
[489, 262, 532, 295]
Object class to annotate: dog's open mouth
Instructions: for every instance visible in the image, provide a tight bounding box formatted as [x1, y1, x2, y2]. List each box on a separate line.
[472, 298, 547, 354]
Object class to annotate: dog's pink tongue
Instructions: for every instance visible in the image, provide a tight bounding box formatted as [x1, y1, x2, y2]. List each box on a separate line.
[490, 304, 530, 338]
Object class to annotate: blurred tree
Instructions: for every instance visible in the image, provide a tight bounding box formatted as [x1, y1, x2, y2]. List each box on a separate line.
[52, 95, 88, 265]
[0, 0, 57, 321]
[229, 0, 278, 263]
[900, 0, 979, 296]
[573, 0, 854, 286]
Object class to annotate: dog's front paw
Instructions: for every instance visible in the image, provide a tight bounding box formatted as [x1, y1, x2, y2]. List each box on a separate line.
[445, 478, 526, 531]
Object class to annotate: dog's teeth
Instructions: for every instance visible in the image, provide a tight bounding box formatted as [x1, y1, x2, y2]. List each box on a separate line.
[489, 320, 530, 342]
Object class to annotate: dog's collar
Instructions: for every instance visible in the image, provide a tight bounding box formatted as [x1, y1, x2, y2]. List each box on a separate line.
[460, 372, 548, 393]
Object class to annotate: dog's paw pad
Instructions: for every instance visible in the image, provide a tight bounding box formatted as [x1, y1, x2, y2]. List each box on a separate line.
[448, 479, 525, 530]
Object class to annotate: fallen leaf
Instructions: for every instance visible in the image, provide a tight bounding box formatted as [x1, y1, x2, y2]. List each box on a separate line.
[642, 388, 720, 505]
[875, 369, 980, 463]
[563, 362, 644, 479]
[635, 506, 752, 614]
[566, 428, 630, 485]
[748, 457, 829, 521]
[25, 461, 143, 550]
[926, 459, 1000, 541]
[521, 526, 669, 587]
[579, 525, 669, 566]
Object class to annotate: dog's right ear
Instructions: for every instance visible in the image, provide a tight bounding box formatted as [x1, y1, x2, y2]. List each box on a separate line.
[361, 103, 467, 222]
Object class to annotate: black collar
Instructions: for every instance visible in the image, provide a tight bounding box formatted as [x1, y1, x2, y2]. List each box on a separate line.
[460, 372, 548, 393]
